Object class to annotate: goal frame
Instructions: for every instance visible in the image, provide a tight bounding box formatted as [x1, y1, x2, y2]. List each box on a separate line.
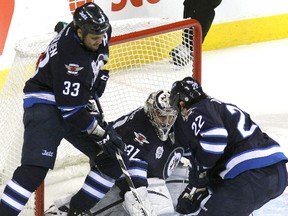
[33, 18, 202, 215]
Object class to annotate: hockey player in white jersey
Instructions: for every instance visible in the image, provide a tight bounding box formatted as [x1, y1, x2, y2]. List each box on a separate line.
[52, 90, 184, 216]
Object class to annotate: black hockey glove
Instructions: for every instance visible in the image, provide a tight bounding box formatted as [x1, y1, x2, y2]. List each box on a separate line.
[93, 70, 110, 98]
[176, 184, 210, 215]
[92, 124, 126, 158]
[189, 157, 209, 188]
[54, 21, 68, 33]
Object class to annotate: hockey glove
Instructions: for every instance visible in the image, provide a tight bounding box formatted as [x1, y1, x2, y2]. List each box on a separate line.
[93, 69, 110, 98]
[92, 124, 126, 158]
[176, 184, 210, 215]
[189, 157, 209, 188]
[54, 21, 68, 33]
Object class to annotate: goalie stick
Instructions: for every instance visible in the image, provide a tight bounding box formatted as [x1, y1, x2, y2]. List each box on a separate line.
[94, 96, 150, 216]
[115, 149, 150, 216]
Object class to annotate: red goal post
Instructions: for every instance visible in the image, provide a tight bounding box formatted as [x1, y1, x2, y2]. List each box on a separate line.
[108, 19, 202, 83]
[0, 18, 202, 215]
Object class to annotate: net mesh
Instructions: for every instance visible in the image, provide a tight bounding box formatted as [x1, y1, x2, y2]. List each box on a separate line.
[0, 18, 198, 215]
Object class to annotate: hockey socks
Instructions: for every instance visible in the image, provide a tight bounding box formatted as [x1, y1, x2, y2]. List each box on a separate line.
[70, 167, 114, 211]
[0, 165, 48, 215]
[0, 180, 32, 215]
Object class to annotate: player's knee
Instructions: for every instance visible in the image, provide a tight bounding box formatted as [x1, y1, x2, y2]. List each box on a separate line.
[93, 154, 123, 179]
[12, 165, 49, 191]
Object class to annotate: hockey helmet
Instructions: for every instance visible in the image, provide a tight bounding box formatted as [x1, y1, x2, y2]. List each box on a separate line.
[144, 90, 178, 141]
[73, 2, 110, 35]
[169, 77, 206, 111]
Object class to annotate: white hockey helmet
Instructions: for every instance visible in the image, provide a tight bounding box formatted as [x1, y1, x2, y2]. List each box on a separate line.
[144, 90, 178, 141]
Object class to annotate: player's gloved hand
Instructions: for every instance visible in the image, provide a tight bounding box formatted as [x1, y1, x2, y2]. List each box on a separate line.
[189, 157, 209, 188]
[86, 99, 107, 128]
[93, 70, 110, 97]
[54, 21, 68, 33]
[92, 124, 126, 158]
[86, 99, 98, 113]
[176, 184, 210, 215]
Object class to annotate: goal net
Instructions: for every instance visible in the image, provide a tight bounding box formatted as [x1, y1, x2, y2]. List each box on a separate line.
[0, 17, 201, 215]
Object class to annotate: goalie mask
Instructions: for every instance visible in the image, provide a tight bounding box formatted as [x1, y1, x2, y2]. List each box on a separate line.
[144, 90, 178, 141]
[73, 2, 110, 35]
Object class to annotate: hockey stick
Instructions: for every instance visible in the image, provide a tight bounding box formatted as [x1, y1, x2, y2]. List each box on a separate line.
[115, 149, 150, 216]
[94, 96, 149, 215]
[94, 95, 105, 125]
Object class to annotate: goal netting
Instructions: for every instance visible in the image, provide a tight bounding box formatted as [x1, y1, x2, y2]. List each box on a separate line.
[0, 17, 201, 215]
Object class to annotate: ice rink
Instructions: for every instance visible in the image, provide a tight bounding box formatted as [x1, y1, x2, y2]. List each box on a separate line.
[42, 38, 288, 215]
[195, 38, 288, 216]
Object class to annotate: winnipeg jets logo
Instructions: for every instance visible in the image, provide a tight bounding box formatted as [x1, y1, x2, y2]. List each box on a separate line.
[133, 132, 149, 146]
[42, 150, 54, 157]
[187, 79, 200, 90]
[168, 152, 181, 170]
[65, 64, 83, 76]
[164, 147, 184, 178]
[155, 146, 164, 159]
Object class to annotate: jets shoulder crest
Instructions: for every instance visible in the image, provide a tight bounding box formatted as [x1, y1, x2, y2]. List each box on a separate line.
[65, 64, 83, 76]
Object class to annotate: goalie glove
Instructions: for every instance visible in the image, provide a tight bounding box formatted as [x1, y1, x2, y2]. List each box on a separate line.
[123, 186, 157, 216]
[176, 185, 210, 215]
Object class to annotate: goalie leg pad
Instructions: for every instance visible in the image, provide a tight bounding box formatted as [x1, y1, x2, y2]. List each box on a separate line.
[123, 186, 156, 216]
[90, 185, 125, 216]
[147, 178, 175, 215]
[70, 167, 115, 211]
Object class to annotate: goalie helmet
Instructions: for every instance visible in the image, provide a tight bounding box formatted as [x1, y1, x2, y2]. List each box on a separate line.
[144, 90, 178, 141]
[169, 77, 207, 112]
[73, 2, 110, 35]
